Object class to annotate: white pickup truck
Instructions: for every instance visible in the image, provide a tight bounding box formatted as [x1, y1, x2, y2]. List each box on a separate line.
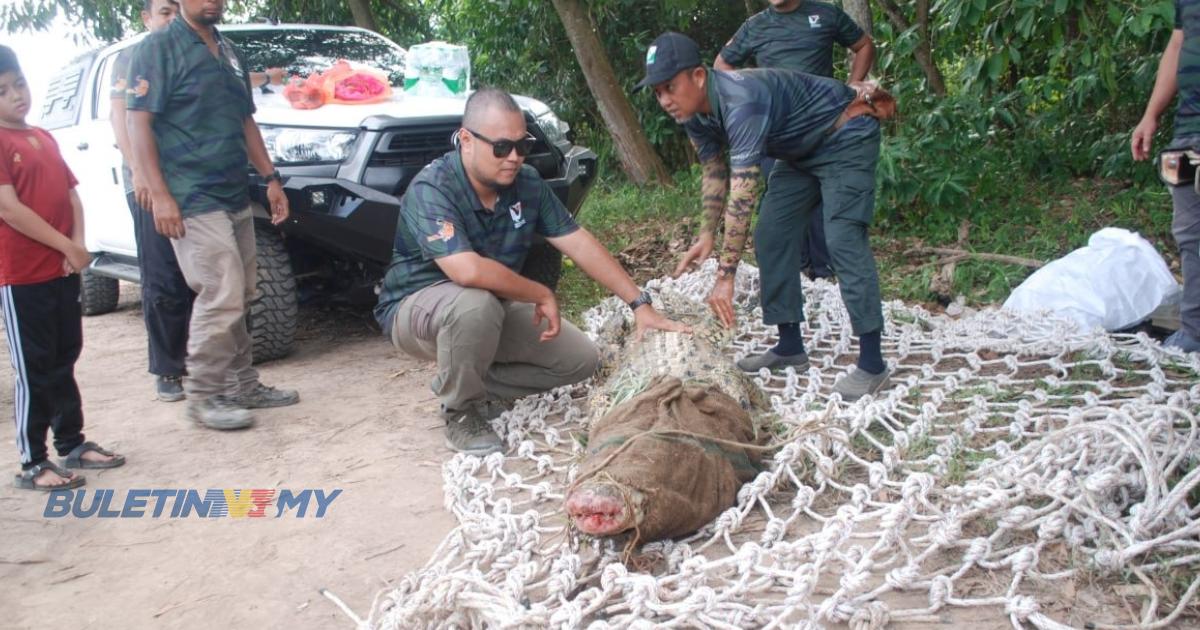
[41, 23, 598, 361]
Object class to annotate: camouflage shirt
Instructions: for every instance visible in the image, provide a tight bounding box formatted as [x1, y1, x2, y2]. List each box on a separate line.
[684, 68, 855, 168]
[720, 1, 864, 77]
[125, 18, 255, 215]
[1176, 0, 1200, 140]
[373, 150, 580, 330]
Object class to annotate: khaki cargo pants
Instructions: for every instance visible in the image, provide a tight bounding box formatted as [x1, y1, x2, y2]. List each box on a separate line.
[170, 207, 259, 401]
[390, 282, 600, 412]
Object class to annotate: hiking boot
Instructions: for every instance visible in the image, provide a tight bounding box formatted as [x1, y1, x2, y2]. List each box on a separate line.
[186, 396, 255, 430]
[231, 383, 300, 409]
[156, 375, 185, 403]
[833, 367, 891, 402]
[737, 350, 810, 373]
[480, 398, 514, 421]
[1164, 330, 1200, 354]
[442, 406, 504, 456]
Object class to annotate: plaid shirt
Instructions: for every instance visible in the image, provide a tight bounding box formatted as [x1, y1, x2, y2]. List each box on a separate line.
[374, 150, 579, 330]
[125, 18, 255, 215]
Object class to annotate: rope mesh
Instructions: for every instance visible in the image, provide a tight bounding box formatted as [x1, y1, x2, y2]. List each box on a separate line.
[369, 260, 1200, 629]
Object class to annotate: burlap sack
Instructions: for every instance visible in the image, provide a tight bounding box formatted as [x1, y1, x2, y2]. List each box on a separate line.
[575, 375, 760, 542]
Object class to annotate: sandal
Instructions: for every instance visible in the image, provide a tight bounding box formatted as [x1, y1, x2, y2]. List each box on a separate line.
[14, 460, 86, 491]
[62, 441, 126, 470]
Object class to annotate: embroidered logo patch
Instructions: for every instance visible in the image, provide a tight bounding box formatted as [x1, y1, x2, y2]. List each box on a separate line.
[646, 46, 657, 64]
[509, 202, 526, 229]
[426, 220, 456, 243]
[808, 15, 821, 28]
[128, 76, 150, 98]
[12, 152, 21, 164]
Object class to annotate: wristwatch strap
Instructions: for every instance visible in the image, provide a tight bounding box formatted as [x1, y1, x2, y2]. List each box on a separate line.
[627, 289, 653, 311]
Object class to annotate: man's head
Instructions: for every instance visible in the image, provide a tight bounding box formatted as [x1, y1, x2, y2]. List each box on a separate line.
[767, 0, 802, 11]
[179, 0, 223, 27]
[637, 33, 708, 123]
[458, 88, 532, 191]
[142, 0, 179, 32]
[0, 45, 31, 128]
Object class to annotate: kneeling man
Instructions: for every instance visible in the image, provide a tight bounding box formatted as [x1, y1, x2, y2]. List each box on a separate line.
[376, 88, 687, 455]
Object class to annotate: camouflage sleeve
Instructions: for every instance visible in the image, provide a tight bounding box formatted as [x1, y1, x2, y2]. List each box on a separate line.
[718, 164, 763, 270]
[698, 150, 729, 236]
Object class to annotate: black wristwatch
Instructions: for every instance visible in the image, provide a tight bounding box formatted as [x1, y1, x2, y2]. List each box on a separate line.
[263, 170, 283, 185]
[627, 289, 653, 312]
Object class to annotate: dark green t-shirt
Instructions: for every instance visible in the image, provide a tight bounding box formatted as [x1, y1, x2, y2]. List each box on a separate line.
[125, 18, 255, 215]
[374, 150, 580, 330]
[720, 1, 864, 77]
[1176, 0, 1200, 139]
[684, 68, 854, 168]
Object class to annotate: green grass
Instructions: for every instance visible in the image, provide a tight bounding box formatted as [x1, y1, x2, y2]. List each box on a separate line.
[558, 168, 1179, 320]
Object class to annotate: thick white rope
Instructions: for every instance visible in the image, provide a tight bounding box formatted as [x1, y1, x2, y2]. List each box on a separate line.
[368, 260, 1200, 629]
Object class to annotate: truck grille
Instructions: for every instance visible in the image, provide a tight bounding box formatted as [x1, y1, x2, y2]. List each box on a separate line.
[374, 124, 459, 167]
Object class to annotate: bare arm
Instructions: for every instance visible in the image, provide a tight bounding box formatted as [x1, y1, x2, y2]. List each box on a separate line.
[243, 117, 289, 224]
[547, 228, 641, 304]
[847, 34, 876, 83]
[1133, 29, 1184, 161]
[110, 97, 133, 167]
[714, 53, 736, 71]
[550, 228, 691, 339]
[68, 189, 85, 245]
[0, 185, 89, 271]
[435, 251, 554, 304]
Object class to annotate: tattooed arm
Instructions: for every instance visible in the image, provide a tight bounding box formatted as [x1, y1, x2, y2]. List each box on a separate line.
[717, 164, 763, 270]
[673, 151, 730, 277]
[706, 163, 762, 328]
[698, 154, 730, 235]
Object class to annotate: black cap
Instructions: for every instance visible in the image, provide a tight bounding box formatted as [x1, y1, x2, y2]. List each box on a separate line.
[635, 32, 702, 91]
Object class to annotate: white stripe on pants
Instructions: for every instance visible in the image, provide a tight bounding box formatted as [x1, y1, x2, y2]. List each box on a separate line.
[0, 286, 31, 463]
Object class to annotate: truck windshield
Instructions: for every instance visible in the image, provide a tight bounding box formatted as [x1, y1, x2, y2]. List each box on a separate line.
[223, 29, 406, 86]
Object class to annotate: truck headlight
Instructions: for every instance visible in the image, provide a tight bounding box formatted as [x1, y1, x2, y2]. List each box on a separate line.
[261, 127, 358, 164]
[535, 110, 570, 146]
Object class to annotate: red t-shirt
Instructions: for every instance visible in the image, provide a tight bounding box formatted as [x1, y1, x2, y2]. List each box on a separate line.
[0, 127, 79, 286]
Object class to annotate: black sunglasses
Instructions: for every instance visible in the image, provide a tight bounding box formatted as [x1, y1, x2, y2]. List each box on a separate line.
[466, 128, 537, 158]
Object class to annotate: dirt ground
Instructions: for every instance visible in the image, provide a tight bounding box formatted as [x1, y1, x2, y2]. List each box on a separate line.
[0, 283, 454, 629]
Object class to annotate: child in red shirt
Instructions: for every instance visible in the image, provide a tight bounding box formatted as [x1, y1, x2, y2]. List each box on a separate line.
[0, 45, 126, 491]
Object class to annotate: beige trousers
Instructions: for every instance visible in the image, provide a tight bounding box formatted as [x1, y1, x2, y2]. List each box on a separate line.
[391, 282, 599, 411]
[170, 208, 259, 400]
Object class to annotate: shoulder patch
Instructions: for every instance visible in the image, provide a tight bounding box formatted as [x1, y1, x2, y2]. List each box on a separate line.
[427, 219, 456, 243]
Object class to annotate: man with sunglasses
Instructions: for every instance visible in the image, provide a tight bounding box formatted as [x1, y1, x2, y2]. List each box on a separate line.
[376, 88, 688, 455]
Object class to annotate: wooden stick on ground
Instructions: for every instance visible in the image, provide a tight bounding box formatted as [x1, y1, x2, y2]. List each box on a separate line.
[906, 247, 1044, 269]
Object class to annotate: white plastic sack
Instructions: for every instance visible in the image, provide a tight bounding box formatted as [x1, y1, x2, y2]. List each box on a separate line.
[1002, 227, 1181, 332]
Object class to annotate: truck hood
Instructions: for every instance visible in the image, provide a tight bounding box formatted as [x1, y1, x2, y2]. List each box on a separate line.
[251, 89, 551, 129]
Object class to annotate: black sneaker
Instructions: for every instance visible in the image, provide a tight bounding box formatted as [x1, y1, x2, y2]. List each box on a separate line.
[186, 396, 255, 430]
[231, 383, 300, 409]
[156, 375, 185, 403]
[441, 406, 503, 456]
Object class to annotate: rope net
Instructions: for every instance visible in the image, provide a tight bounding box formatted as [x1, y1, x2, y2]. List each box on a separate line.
[369, 261, 1200, 629]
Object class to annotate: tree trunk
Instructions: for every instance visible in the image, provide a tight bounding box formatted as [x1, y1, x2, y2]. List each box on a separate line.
[347, 0, 380, 32]
[842, 0, 873, 34]
[550, 0, 671, 186]
[877, 0, 946, 96]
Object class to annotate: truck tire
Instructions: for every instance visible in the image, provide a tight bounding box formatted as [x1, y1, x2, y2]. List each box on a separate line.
[80, 268, 120, 316]
[521, 242, 563, 292]
[249, 228, 298, 363]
